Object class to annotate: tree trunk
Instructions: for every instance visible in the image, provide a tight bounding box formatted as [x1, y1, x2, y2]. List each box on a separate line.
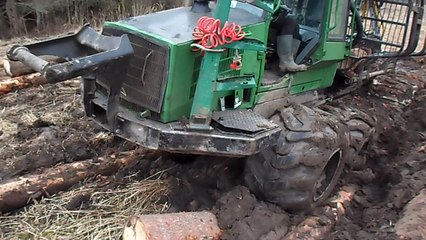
[0, 73, 47, 94]
[3, 55, 63, 77]
[0, 151, 152, 213]
[123, 212, 222, 240]
[0, 3, 11, 39]
[35, 10, 44, 31]
[5, 0, 24, 35]
[184, 0, 193, 7]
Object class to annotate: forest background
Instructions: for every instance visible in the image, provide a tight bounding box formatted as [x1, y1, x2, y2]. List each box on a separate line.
[0, 0, 188, 39]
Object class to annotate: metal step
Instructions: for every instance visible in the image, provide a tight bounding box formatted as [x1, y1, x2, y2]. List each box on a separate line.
[212, 109, 278, 134]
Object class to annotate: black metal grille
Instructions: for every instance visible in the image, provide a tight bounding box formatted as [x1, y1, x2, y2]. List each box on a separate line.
[102, 28, 169, 113]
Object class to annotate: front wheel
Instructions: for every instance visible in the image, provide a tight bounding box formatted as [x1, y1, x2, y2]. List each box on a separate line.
[244, 104, 350, 212]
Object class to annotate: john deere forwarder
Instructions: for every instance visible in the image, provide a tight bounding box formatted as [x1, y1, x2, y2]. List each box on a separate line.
[7, 0, 426, 211]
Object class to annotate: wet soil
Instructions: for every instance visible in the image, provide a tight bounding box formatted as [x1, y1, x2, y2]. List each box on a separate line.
[0, 80, 136, 181]
[0, 38, 425, 239]
[163, 57, 426, 239]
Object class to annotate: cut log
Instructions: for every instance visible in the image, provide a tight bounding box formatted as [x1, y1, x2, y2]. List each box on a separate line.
[284, 185, 359, 240]
[123, 212, 222, 240]
[395, 189, 426, 240]
[0, 150, 155, 213]
[3, 55, 63, 77]
[0, 73, 47, 94]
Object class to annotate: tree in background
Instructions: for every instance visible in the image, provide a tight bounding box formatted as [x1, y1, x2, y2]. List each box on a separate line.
[0, 0, 185, 40]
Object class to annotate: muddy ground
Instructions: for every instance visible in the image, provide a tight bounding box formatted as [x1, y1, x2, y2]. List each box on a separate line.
[0, 38, 425, 239]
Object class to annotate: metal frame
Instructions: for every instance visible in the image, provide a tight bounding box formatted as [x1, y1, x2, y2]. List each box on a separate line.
[87, 93, 281, 157]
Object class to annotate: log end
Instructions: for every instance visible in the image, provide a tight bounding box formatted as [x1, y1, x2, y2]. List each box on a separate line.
[123, 212, 222, 240]
[3, 59, 12, 76]
[123, 216, 148, 240]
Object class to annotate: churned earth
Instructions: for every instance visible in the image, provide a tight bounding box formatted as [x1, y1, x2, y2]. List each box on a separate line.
[0, 39, 425, 239]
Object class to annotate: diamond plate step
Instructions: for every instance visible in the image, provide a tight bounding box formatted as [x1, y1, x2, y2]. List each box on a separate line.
[212, 109, 278, 133]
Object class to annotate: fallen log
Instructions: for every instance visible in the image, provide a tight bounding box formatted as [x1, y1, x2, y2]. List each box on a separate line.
[123, 211, 222, 240]
[0, 150, 155, 213]
[3, 55, 63, 77]
[395, 189, 426, 240]
[284, 185, 359, 240]
[0, 73, 47, 94]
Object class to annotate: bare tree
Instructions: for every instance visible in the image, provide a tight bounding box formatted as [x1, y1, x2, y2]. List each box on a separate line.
[0, 0, 11, 38]
[6, 0, 25, 35]
[0, 0, 188, 40]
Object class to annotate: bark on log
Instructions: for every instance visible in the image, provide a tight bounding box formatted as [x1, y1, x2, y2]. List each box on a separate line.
[3, 55, 63, 77]
[284, 185, 359, 240]
[0, 73, 48, 94]
[395, 189, 426, 240]
[123, 212, 222, 240]
[0, 151, 154, 213]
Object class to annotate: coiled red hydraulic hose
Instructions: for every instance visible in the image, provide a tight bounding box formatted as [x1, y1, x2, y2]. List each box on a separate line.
[192, 16, 245, 49]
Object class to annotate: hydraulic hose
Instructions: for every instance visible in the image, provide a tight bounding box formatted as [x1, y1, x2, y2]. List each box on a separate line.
[350, 0, 364, 46]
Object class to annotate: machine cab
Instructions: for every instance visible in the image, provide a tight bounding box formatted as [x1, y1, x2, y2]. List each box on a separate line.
[265, 0, 348, 70]
[262, 0, 345, 87]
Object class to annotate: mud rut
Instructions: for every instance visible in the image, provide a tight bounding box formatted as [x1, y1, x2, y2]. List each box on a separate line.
[0, 39, 425, 239]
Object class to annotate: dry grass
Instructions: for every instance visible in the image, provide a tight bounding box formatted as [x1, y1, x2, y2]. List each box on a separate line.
[0, 172, 169, 240]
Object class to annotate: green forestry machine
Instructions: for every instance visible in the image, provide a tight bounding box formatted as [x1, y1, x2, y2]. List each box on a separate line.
[7, 0, 426, 211]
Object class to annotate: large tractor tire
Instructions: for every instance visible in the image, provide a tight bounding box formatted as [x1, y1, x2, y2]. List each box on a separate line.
[244, 104, 350, 212]
[321, 105, 376, 170]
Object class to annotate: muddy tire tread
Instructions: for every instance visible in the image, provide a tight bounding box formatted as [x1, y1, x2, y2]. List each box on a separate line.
[245, 105, 350, 212]
[321, 105, 376, 169]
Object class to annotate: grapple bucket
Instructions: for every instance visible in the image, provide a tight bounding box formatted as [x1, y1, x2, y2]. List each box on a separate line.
[351, 0, 426, 58]
[341, 0, 426, 79]
[7, 25, 134, 83]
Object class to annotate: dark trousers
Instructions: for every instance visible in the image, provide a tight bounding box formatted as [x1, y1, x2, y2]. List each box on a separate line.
[272, 15, 301, 40]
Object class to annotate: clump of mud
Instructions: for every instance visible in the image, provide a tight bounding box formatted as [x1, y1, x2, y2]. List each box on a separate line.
[158, 156, 290, 239]
[214, 187, 289, 240]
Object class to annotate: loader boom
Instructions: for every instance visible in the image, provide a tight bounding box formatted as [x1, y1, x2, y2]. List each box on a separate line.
[7, 25, 134, 83]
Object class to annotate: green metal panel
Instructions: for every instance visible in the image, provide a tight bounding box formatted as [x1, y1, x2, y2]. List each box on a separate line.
[160, 44, 197, 122]
[289, 62, 339, 94]
[161, 22, 269, 123]
[252, 0, 281, 13]
[289, 41, 346, 94]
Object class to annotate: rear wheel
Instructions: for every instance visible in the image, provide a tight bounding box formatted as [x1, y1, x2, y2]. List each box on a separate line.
[244, 104, 350, 212]
[321, 105, 376, 170]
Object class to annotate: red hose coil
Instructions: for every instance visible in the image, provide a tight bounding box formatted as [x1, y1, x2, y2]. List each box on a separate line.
[192, 16, 246, 49]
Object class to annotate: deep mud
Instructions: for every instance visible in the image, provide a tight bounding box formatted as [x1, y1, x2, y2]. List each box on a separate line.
[330, 59, 426, 239]
[162, 57, 426, 239]
[0, 37, 425, 239]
